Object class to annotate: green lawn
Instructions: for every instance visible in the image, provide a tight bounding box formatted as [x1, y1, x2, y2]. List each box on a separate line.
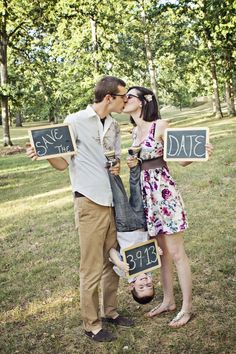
[0, 102, 236, 354]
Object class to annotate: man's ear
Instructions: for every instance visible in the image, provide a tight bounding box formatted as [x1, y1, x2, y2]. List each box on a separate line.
[104, 94, 112, 104]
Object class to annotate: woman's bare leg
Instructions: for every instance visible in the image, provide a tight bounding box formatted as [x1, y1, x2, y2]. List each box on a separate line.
[164, 233, 192, 327]
[146, 235, 176, 317]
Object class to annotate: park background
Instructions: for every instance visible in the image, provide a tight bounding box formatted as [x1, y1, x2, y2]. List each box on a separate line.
[0, 1, 235, 353]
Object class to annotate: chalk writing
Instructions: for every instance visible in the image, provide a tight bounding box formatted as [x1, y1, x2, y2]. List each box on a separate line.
[164, 128, 209, 161]
[28, 124, 76, 160]
[122, 239, 161, 278]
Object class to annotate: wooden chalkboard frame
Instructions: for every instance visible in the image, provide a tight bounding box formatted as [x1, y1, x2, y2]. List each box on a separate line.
[28, 123, 77, 160]
[163, 127, 209, 162]
[122, 239, 161, 279]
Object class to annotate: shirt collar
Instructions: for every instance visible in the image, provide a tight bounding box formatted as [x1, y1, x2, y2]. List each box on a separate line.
[85, 105, 98, 118]
[86, 105, 113, 123]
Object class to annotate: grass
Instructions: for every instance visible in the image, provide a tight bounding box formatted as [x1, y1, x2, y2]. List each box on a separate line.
[0, 102, 236, 354]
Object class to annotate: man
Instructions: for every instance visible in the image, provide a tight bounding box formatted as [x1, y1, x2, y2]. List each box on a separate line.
[27, 76, 133, 342]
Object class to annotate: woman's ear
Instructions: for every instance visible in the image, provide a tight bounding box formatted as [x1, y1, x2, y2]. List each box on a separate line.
[128, 283, 134, 292]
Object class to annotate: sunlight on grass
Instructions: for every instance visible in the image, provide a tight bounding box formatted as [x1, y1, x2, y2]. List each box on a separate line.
[1, 185, 71, 204]
[0, 135, 29, 142]
[210, 116, 236, 126]
[0, 163, 50, 174]
[169, 116, 213, 127]
[1, 289, 79, 323]
[210, 130, 235, 139]
[0, 189, 72, 221]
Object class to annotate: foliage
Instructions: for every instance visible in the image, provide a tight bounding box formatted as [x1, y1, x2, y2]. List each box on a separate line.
[0, 0, 235, 126]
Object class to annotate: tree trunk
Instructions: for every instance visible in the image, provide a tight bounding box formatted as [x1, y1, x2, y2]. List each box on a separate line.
[15, 111, 23, 127]
[224, 50, 236, 116]
[141, 8, 161, 118]
[209, 52, 223, 119]
[90, 17, 99, 74]
[205, 30, 223, 119]
[49, 106, 54, 123]
[1, 96, 12, 145]
[225, 80, 236, 116]
[0, 3, 13, 146]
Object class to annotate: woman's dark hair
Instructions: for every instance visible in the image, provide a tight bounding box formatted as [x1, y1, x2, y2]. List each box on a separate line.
[128, 86, 161, 125]
[131, 287, 155, 305]
[94, 76, 126, 103]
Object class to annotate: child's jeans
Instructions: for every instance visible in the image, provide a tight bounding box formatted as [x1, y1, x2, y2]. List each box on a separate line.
[108, 165, 146, 232]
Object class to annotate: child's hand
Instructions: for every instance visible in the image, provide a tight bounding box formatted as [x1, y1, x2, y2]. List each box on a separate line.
[117, 260, 130, 273]
[157, 247, 163, 255]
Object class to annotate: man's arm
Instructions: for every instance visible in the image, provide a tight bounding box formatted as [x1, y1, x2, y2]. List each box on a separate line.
[48, 157, 69, 171]
[26, 144, 69, 171]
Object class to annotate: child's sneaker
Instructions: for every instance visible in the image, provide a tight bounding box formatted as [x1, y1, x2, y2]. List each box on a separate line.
[127, 146, 141, 158]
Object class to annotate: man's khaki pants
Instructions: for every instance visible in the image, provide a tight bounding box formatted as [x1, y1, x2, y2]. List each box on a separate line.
[74, 197, 119, 333]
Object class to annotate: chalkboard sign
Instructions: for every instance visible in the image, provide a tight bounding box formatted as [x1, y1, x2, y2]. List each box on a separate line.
[28, 124, 77, 160]
[164, 127, 209, 161]
[122, 239, 161, 278]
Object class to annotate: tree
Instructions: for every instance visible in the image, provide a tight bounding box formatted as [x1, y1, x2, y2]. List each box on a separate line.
[0, 0, 12, 145]
[0, 0, 58, 145]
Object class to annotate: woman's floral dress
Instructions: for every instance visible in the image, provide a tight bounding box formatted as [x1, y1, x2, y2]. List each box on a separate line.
[133, 122, 188, 237]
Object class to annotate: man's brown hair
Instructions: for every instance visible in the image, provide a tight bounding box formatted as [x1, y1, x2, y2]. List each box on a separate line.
[94, 76, 126, 103]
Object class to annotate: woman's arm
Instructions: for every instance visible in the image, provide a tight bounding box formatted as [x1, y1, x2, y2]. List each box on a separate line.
[178, 143, 214, 167]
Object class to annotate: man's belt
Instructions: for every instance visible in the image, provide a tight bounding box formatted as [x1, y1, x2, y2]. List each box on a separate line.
[141, 157, 167, 170]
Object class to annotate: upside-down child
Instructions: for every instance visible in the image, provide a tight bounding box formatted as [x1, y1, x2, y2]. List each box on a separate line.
[106, 147, 162, 305]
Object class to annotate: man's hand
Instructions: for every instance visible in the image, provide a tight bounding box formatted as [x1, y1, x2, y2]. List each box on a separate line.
[26, 143, 38, 161]
[109, 161, 120, 175]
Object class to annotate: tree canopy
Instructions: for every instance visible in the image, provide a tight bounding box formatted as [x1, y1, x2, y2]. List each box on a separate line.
[0, 0, 235, 145]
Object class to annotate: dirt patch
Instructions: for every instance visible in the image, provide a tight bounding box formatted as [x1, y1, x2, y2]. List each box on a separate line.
[229, 161, 236, 168]
[0, 146, 26, 156]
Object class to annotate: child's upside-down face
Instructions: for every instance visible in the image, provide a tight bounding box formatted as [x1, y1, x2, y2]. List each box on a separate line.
[133, 273, 154, 298]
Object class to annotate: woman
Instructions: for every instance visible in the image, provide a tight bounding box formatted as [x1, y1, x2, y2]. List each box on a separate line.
[124, 86, 213, 328]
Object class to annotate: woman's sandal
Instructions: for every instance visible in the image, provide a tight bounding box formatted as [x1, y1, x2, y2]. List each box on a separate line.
[145, 303, 176, 318]
[168, 310, 193, 328]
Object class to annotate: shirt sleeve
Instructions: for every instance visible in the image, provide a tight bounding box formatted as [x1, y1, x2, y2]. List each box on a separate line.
[63, 114, 78, 163]
[64, 114, 79, 140]
[114, 120, 121, 159]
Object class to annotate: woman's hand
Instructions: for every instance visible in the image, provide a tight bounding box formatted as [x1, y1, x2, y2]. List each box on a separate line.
[179, 142, 214, 166]
[127, 157, 139, 169]
[206, 143, 213, 157]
